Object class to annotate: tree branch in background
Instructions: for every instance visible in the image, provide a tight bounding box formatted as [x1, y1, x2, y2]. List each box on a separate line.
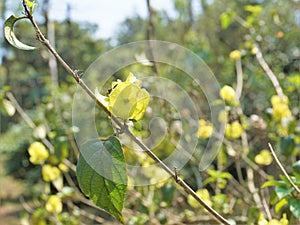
[235, 15, 285, 100]
[5, 91, 54, 153]
[268, 143, 300, 195]
[146, 0, 159, 74]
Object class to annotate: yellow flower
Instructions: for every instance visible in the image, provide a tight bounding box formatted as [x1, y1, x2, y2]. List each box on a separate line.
[229, 50, 242, 60]
[197, 119, 213, 139]
[271, 95, 289, 106]
[42, 164, 61, 182]
[254, 149, 273, 166]
[270, 95, 291, 121]
[279, 213, 289, 225]
[273, 104, 292, 121]
[58, 163, 68, 172]
[187, 189, 212, 209]
[258, 213, 269, 225]
[220, 85, 236, 103]
[96, 73, 150, 121]
[225, 121, 243, 139]
[257, 213, 289, 225]
[218, 110, 228, 123]
[28, 142, 49, 165]
[45, 195, 62, 213]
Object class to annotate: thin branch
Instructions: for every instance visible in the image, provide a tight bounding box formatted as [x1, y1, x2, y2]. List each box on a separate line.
[21, 2, 232, 224]
[235, 59, 243, 102]
[268, 143, 300, 195]
[255, 46, 285, 99]
[235, 15, 285, 100]
[146, 0, 159, 74]
[5, 91, 54, 153]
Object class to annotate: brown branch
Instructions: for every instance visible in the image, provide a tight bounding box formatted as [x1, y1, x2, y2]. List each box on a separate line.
[268, 143, 300, 195]
[235, 15, 285, 100]
[5, 91, 54, 153]
[146, 0, 159, 74]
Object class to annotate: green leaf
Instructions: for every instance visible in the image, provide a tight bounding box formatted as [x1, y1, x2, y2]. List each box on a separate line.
[4, 15, 36, 50]
[244, 5, 263, 16]
[25, 0, 36, 14]
[76, 137, 127, 224]
[288, 198, 300, 219]
[275, 198, 288, 213]
[275, 186, 293, 199]
[280, 136, 296, 156]
[292, 160, 300, 179]
[220, 12, 235, 29]
[261, 180, 285, 188]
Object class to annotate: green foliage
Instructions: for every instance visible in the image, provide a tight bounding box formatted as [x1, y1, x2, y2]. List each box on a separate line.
[76, 137, 127, 224]
[203, 169, 233, 189]
[262, 175, 300, 220]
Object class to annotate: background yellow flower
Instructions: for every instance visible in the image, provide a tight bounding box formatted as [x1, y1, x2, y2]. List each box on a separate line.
[42, 164, 61, 182]
[229, 50, 242, 60]
[45, 195, 62, 213]
[225, 121, 243, 139]
[220, 85, 236, 103]
[28, 142, 49, 165]
[197, 119, 213, 139]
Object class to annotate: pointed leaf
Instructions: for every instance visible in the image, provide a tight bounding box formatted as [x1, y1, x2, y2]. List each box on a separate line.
[76, 137, 127, 224]
[261, 180, 285, 188]
[275, 186, 293, 199]
[288, 198, 300, 219]
[4, 15, 36, 50]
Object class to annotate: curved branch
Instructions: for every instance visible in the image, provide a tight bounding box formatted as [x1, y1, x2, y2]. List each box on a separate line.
[268, 143, 300, 195]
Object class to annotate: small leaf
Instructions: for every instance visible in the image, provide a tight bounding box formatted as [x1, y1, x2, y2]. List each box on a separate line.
[220, 12, 234, 29]
[275, 186, 293, 199]
[288, 198, 300, 219]
[25, 0, 36, 14]
[76, 137, 127, 224]
[292, 160, 300, 179]
[275, 198, 288, 213]
[4, 15, 36, 50]
[2, 99, 16, 116]
[280, 136, 296, 156]
[261, 180, 285, 188]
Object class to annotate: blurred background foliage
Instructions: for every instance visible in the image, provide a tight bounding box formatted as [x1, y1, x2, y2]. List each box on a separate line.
[0, 0, 299, 224]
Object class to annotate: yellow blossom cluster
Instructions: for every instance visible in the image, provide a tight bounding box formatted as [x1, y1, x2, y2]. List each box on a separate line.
[96, 73, 150, 121]
[254, 149, 273, 166]
[197, 119, 213, 139]
[258, 213, 289, 225]
[229, 50, 242, 60]
[225, 121, 243, 139]
[45, 195, 63, 213]
[28, 142, 49, 165]
[270, 95, 291, 121]
[187, 189, 212, 209]
[220, 85, 236, 104]
[42, 164, 61, 182]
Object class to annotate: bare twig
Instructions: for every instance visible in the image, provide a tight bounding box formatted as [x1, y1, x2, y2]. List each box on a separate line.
[255, 46, 285, 100]
[235, 15, 285, 100]
[146, 0, 159, 74]
[21, 1, 232, 224]
[268, 143, 300, 195]
[5, 91, 54, 153]
[234, 59, 243, 102]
